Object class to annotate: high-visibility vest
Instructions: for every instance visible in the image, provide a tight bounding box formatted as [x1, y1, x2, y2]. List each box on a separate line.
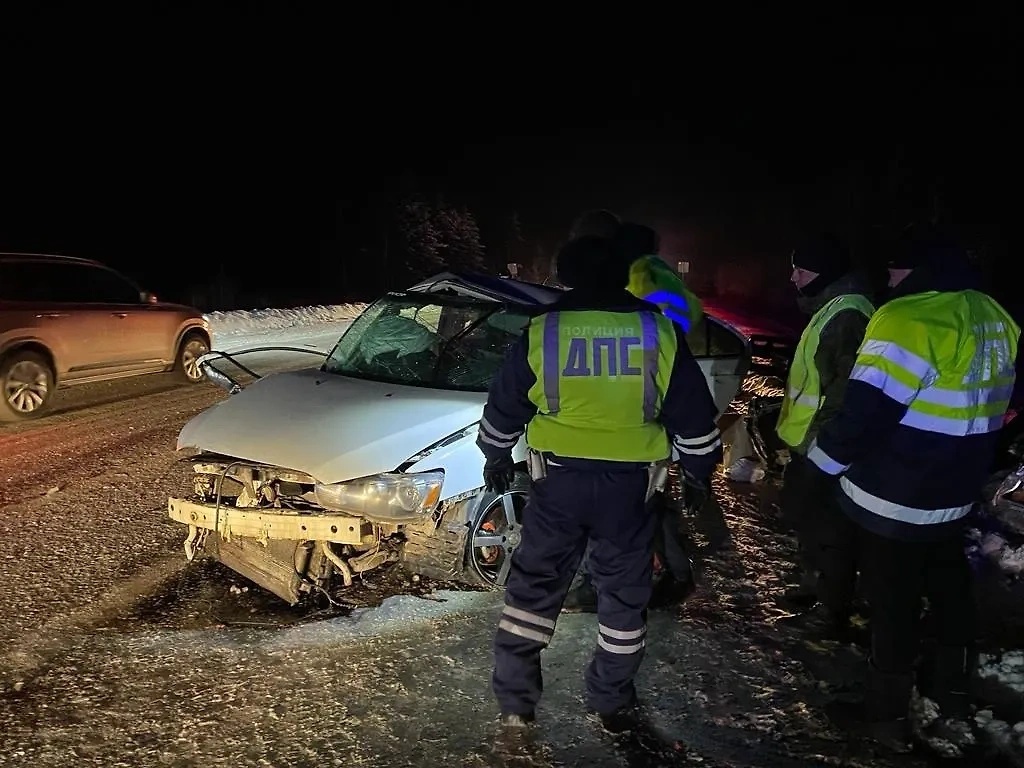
[814, 289, 1020, 528]
[852, 290, 1019, 436]
[626, 255, 704, 334]
[525, 309, 677, 462]
[776, 293, 875, 449]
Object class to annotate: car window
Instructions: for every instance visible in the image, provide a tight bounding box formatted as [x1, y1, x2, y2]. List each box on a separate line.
[0, 261, 77, 302]
[434, 310, 530, 389]
[325, 294, 529, 392]
[0, 261, 141, 304]
[70, 264, 142, 304]
[0, 263, 27, 300]
[688, 317, 746, 358]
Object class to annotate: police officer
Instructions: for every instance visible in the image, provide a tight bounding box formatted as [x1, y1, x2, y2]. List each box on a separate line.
[615, 221, 704, 335]
[477, 235, 722, 732]
[563, 219, 705, 613]
[806, 224, 1020, 751]
[566, 210, 703, 333]
[774, 234, 874, 639]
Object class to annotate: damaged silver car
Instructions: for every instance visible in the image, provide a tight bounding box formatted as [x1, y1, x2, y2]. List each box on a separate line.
[168, 273, 752, 604]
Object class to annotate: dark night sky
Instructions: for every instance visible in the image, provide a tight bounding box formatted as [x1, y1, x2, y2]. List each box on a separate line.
[1, 6, 1018, 308]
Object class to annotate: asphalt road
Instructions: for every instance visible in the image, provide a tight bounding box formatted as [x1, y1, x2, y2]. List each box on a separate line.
[0, 323, 970, 768]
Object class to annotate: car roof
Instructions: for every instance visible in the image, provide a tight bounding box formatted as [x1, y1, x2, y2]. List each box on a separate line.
[409, 271, 752, 343]
[409, 271, 564, 306]
[0, 252, 105, 268]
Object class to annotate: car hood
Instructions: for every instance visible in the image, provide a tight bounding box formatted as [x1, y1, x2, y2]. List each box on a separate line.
[177, 368, 486, 484]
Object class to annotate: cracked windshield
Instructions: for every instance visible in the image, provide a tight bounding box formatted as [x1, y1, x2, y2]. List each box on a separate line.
[324, 294, 530, 390]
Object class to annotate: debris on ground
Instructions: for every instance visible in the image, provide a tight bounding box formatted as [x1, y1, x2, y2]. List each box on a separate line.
[723, 456, 766, 483]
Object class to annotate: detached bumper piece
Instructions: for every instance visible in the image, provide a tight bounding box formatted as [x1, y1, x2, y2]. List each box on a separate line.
[168, 498, 373, 604]
[169, 498, 371, 545]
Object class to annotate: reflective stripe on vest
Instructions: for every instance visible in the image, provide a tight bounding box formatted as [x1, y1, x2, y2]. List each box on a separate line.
[848, 290, 1020, 438]
[525, 309, 677, 462]
[776, 293, 874, 449]
[626, 255, 704, 334]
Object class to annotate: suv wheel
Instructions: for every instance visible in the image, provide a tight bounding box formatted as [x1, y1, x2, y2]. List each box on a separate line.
[0, 351, 55, 422]
[175, 333, 210, 383]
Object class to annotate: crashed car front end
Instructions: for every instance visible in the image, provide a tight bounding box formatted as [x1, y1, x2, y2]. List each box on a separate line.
[168, 272, 754, 605]
[169, 458, 449, 604]
[168, 284, 536, 604]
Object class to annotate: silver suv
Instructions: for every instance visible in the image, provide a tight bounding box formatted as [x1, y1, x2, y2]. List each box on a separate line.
[0, 253, 211, 421]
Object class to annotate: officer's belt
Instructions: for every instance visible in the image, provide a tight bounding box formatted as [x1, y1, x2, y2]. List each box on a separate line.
[526, 449, 670, 502]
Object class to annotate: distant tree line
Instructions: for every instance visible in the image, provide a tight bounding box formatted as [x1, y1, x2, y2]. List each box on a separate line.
[392, 195, 486, 281]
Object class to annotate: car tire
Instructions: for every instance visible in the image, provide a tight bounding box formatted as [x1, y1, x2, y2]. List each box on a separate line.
[175, 332, 210, 384]
[461, 471, 531, 589]
[0, 350, 56, 422]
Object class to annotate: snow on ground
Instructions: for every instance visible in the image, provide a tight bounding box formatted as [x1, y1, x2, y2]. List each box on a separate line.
[204, 303, 367, 339]
[203, 302, 368, 365]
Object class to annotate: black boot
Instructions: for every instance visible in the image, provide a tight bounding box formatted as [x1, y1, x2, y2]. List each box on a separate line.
[499, 711, 535, 728]
[649, 573, 697, 609]
[920, 645, 973, 720]
[561, 578, 598, 614]
[776, 603, 864, 645]
[826, 660, 914, 753]
[591, 694, 642, 734]
[779, 567, 818, 610]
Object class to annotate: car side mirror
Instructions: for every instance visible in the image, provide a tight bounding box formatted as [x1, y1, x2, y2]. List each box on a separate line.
[140, 291, 159, 305]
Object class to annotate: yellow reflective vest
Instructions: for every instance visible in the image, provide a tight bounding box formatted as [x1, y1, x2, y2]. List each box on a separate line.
[777, 293, 875, 450]
[525, 308, 677, 461]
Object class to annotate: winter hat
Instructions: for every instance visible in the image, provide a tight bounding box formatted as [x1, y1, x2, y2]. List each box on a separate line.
[791, 233, 851, 296]
[888, 222, 958, 269]
[887, 222, 979, 296]
[557, 236, 627, 290]
[614, 222, 660, 260]
[569, 209, 621, 240]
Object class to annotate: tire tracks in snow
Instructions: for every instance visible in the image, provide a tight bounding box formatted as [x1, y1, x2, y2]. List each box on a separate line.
[0, 382, 225, 506]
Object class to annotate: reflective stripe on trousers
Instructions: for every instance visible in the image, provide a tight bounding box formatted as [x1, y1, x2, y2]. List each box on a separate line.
[597, 623, 647, 655]
[497, 604, 556, 646]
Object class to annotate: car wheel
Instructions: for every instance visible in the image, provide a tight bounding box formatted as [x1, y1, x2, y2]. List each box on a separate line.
[0, 351, 55, 422]
[464, 472, 531, 588]
[175, 333, 210, 383]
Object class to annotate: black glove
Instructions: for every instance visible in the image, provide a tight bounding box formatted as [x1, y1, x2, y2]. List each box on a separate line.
[483, 454, 516, 495]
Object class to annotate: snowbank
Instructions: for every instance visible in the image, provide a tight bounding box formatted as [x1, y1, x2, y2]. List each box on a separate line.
[970, 530, 1024, 576]
[975, 652, 1024, 764]
[204, 303, 368, 338]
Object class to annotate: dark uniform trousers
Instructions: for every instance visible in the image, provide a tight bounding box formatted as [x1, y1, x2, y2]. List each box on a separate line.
[577, 490, 691, 582]
[493, 461, 656, 716]
[781, 452, 859, 613]
[859, 524, 976, 714]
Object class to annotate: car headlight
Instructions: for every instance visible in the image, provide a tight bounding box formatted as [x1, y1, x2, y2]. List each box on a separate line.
[314, 471, 444, 523]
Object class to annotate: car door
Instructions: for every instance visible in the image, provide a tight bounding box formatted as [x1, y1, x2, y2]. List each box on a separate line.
[688, 315, 751, 416]
[69, 263, 168, 367]
[5, 260, 126, 379]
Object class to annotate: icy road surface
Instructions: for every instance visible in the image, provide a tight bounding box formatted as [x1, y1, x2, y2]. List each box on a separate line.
[0, 473, 954, 768]
[0, 308, 356, 660]
[0, 303, 1016, 767]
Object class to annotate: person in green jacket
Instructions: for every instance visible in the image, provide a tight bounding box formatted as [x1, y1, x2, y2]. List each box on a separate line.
[615, 222, 704, 336]
[774, 233, 875, 641]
